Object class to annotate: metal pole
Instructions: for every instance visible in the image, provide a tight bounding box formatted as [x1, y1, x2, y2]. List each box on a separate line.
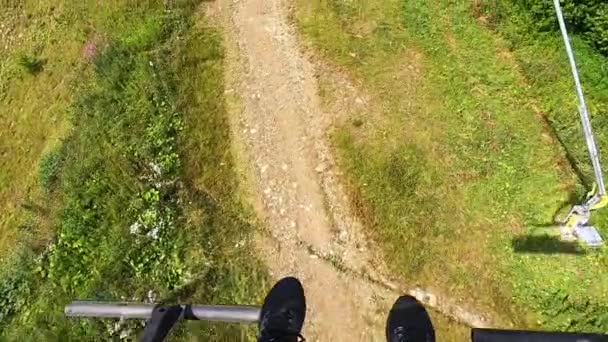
[65, 302, 261, 324]
[553, 0, 606, 196]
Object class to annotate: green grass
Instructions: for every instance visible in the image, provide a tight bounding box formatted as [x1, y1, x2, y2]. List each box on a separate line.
[295, 0, 608, 334]
[0, 1, 267, 340]
[480, 0, 608, 331]
[0, 2, 78, 258]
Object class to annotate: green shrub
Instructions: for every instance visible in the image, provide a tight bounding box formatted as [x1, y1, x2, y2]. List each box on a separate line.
[38, 145, 64, 192]
[0, 250, 37, 328]
[18, 55, 44, 75]
[502, 0, 608, 55]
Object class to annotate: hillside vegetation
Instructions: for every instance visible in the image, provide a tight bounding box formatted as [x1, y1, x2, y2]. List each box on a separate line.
[0, 1, 266, 340]
[296, 0, 608, 333]
[3, 0, 608, 339]
[500, 0, 608, 56]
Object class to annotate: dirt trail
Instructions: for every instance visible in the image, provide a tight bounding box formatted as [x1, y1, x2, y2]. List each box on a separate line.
[209, 0, 486, 340]
[214, 0, 395, 340]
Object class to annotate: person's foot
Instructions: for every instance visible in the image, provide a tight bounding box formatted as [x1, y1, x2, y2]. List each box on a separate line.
[258, 277, 306, 342]
[386, 296, 435, 342]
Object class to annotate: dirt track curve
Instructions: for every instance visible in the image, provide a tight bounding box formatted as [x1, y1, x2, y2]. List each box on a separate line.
[208, 0, 487, 340]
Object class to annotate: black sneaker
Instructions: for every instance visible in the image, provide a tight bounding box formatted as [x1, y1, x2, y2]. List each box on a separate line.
[258, 277, 306, 342]
[386, 296, 435, 342]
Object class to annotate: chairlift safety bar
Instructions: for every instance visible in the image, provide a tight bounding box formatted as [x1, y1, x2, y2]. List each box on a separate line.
[65, 301, 260, 324]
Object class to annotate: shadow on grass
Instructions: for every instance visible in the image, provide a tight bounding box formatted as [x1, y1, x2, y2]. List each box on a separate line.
[511, 235, 586, 255]
[538, 114, 591, 189]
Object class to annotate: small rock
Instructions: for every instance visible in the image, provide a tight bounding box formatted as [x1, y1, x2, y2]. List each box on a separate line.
[263, 188, 272, 195]
[355, 97, 364, 105]
[260, 165, 269, 173]
[250, 128, 257, 134]
[315, 163, 326, 173]
[119, 329, 131, 339]
[409, 288, 438, 307]
[281, 163, 288, 171]
[309, 254, 319, 259]
[129, 222, 141, 235]
[147, 290, 157, 303]
[289, 221, 296, 228]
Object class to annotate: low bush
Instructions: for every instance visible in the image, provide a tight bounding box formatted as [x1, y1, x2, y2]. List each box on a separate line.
[18, 55, 44, 75]
[483, 1, 608, 56]
[38, 145, 64, 192]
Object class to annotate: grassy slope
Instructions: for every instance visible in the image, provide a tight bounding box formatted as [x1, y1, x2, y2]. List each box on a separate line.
[295, 0, 608, 333]
[480, 1, 608, 331]
[0, 1, 266, 340]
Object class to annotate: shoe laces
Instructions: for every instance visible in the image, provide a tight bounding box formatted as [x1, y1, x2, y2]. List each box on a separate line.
[260, 309, 306, 342]
[391, 326, 411, 342]
[391, 326, 434, 342]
